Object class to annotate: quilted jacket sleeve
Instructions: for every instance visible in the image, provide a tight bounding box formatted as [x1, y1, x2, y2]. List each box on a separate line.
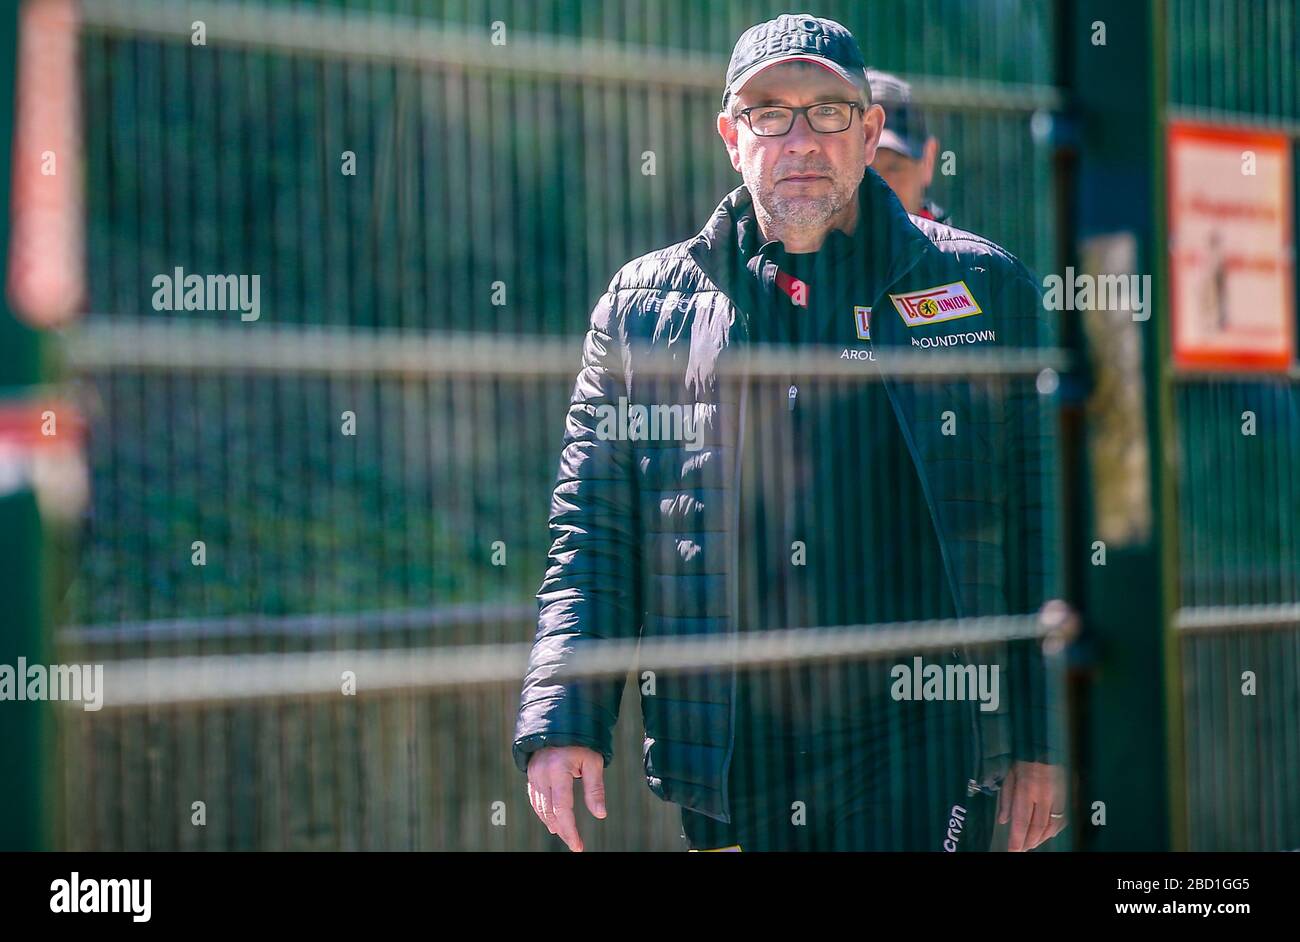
[511, 286, 643, 774]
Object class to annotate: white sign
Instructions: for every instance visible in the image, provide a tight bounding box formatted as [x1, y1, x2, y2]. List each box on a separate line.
[1169, 123, 1294, 371]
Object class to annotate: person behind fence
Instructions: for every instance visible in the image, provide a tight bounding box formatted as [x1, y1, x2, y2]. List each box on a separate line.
[512, 11, 1065, 851]
[866, 68, 950, 223]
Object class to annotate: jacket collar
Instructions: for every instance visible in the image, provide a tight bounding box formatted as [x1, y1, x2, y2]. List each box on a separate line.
[686, 167, 934, 321]
[917, 198, 949, 223]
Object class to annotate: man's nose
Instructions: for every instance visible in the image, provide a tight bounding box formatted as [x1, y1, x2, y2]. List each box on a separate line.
[783, 113, 823, 153]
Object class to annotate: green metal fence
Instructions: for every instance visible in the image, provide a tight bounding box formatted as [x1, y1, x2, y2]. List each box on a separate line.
[9, 0, 1290, 855]
[58, 0, 1070, 851]
[1166, 0, 1300, 850]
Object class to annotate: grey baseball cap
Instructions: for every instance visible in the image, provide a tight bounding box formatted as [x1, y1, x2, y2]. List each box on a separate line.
[722, 13, 870, 111]
[867, 68, 931, 159]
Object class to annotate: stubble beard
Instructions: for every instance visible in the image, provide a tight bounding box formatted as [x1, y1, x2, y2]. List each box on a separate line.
[749, 168, 858, 242]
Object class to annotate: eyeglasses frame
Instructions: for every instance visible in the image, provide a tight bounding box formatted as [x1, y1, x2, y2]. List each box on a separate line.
[736, 100, 866, 137]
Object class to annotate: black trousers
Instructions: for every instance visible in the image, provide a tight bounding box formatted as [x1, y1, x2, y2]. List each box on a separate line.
[680, 699, 992, 852]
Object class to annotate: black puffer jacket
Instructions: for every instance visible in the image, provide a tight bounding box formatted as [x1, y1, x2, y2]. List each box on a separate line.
[512, 168, 1055, 824]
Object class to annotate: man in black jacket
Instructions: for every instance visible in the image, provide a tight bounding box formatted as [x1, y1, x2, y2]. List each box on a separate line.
[867, 68, 950, 223]
[513, 12, 1065, 852]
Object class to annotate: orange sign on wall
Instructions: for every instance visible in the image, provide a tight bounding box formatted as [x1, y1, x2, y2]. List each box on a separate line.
[1168, 122, 1294, 371]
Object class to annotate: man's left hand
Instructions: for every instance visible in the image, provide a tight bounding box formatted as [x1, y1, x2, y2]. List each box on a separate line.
[997, 760, 1067, 851]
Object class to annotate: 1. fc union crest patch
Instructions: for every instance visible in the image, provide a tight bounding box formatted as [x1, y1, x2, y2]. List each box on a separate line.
[854, 305, 871, 340]
[889, 281, 982, 327]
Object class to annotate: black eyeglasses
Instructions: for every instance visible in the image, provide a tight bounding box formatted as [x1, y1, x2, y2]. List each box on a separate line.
[738, 101, 863, 137]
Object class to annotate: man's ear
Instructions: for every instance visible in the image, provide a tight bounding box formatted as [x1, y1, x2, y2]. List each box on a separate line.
[861, 103, 886, 164]
[717, 111, 741, 172]
[921, 137, 939, 187]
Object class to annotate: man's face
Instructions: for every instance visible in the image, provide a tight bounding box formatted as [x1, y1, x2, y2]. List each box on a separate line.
[870, 140, 938, 215]
[718, 62, 884, 233]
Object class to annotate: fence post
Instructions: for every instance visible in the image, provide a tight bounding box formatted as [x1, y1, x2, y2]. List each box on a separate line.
[0, 0, 53, 852]
[1066, 0, 1183, 851]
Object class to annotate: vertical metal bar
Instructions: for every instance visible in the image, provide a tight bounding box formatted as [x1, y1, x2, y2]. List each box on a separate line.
[1067, 0, 1179, 850]
[0, 0, 48, 823]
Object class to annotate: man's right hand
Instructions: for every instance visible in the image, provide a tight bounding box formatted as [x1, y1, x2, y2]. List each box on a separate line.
[525, 745, 608, 852]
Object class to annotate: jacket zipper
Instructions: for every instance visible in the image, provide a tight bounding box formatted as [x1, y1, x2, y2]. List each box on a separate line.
[719, 377, 748, 826]
[717, 281, 756, 827]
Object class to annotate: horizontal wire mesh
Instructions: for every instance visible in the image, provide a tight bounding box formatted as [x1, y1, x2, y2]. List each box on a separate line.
[1166, 0, 1300, 851]
[55, 0, 1077, 851]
